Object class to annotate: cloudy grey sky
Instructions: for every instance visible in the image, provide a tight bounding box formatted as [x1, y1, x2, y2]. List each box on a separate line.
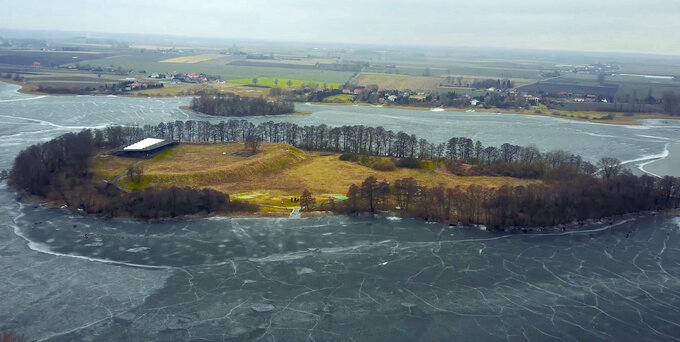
[2, 0, 680, 54]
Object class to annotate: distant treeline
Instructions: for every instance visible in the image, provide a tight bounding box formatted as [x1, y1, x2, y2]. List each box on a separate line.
[190, 94, 295, 116]
[8, 130, 256, 220]
[326, 174, 679, 229]
[662, 92, 680, 116]
[469, 79, 515, 90]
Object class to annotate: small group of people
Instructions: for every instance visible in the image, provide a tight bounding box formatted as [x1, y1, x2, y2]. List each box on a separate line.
[290, 197, 300, 203]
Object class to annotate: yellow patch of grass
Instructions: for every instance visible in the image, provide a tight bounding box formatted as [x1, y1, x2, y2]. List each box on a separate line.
[96, 142, 539, 207]
[130, 83, 271, 98]
[323, 94, 355, 103]
[354, 72, 441, 90]
[123, 143, 307, 189]
[161, 54, 225, 63]
[273, 155, 537, 196]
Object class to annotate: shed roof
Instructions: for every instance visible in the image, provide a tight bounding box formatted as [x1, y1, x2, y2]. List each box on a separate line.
[124, 138, 165, 151]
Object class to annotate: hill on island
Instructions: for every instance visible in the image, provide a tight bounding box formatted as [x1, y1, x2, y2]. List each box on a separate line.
[91, 142, 537, 213]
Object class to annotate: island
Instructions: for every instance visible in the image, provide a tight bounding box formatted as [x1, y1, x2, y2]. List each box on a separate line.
[188, 93, 295, 117]
[7, 120, 680, 229]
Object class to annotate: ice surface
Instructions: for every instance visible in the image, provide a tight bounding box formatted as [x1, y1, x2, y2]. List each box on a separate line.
[1, 81, 680, 341]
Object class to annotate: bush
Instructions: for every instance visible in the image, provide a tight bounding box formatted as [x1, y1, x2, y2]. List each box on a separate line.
[339, 153, 359, 161]
[370, 158, 397, 171]
[396, 158, 421, 169]
[419, 160, 435, 171]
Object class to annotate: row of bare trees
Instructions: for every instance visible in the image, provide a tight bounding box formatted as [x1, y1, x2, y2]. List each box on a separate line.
[105, 120, 596, 178]
[330, 174, 680, 229]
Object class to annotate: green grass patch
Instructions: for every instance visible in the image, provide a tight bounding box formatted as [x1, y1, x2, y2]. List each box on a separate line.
[323, 94, 355, 103]
[151, 148, 175, 162]
[123, 175, 153, 191]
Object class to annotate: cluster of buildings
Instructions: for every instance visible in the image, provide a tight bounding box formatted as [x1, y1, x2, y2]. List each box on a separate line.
[553, 63, 620, 75]
[149, 72, 216, 84]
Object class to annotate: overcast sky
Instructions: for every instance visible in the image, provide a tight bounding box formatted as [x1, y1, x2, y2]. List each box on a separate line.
[2, 0, 680, 54]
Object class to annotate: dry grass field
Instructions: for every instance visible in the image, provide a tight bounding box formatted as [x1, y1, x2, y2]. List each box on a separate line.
[230, 58, 338, 66]
[129, 83, 271, 97]
[90, 154, 138, 181]
[160, 54, 227, 64]
[91, 142, 538, 212]
[354, 72, 442, 90]
[354, 72, 536, 91]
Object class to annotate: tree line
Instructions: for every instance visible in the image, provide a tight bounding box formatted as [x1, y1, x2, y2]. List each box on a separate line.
[662, 92, 680, 116]
[8, 130, 257, 220]
[325, 173, 680, 229]
[190, 94, 294, 117]
[101, 119, 596, 179]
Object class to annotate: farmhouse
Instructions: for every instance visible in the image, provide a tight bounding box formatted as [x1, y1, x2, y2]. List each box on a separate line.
[115, 138, 178, 158]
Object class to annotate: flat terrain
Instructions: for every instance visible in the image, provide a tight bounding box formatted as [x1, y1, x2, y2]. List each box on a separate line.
[160, 54, 227, 64]
[128, 82, 272, 97]
[85, 52, 355, 84]
[1, 68, 133, 94]
[353, 72, 442, 90]
[229, 77, 342, 89]
[353, 72, 536, 92]
[91, 142, 538, 212]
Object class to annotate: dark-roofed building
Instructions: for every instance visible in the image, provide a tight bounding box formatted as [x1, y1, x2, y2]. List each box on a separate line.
[114, 138, 178, 158]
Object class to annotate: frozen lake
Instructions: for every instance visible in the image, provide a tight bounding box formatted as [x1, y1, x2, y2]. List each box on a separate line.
[1, 82, 679, 341]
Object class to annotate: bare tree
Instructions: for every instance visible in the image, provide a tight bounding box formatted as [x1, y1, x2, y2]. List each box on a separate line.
[361, 176, 378, 212]
[126, 164, 144, 183]
[245, 133, 262, 153]
[300, 189, 316, 211]
[597, 157, 621, 179]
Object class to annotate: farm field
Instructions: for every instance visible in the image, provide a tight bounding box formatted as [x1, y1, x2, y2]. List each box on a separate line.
[0, 49, 112, 67]
[353, 72, 442, 90]
[0, 68, 133, 94]
[85, 52, 355, 84]
[354, 72, 535, 92]
[129, 82, 271, 97]
[523, 73, 680, 100]
[93, 142, 537, 211]
[161, 54, 227, 63]
[228, 77, 342, 89]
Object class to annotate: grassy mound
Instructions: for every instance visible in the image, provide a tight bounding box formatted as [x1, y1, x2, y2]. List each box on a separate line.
[91, 142, 538, 213]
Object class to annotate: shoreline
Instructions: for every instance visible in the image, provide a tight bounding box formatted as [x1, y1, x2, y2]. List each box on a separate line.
[642, 143, 680, 178]
[178, 105, 311, 116]
[6, 80, 677, 126]
[14, 191, 674, 234]
[312, 101, 678, 126]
